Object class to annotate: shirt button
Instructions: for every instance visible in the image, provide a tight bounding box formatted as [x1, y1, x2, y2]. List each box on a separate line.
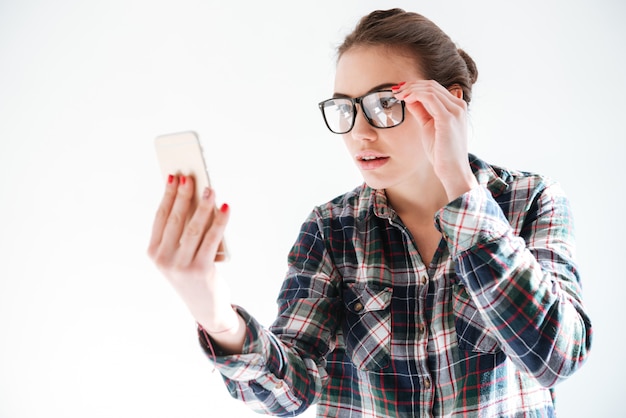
[418, 325, 425, 335]
[424, 377, 431, 390]
[421, 275, 428, 285]
[275, 381, 284, 389]
[353, 302, 364, 312]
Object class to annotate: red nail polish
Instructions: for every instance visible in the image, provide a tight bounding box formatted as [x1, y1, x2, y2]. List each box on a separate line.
[167, 174, 174, 184]
[180, 176, 186, 185]
[219, 203, 229, 213]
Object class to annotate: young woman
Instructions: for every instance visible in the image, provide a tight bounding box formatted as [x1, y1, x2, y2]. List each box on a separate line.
[148, 8, 593, 417]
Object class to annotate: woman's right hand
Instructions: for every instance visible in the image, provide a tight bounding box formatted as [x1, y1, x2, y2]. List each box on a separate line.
[393, 80, 478, 201]
[147, 174, 243, 344]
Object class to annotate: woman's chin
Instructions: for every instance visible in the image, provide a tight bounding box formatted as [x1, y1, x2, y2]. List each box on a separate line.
[361, 176, 389, 191]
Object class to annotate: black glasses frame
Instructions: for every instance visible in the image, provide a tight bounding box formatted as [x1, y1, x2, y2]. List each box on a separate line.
[318, 89, 406, 134]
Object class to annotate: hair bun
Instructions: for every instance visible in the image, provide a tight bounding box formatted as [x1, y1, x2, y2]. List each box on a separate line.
[458, 48, 478, 85]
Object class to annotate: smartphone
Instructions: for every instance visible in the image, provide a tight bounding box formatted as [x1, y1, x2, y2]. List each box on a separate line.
[154, 131, 229, 262]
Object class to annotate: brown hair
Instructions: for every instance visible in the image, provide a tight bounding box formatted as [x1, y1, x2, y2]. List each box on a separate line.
[338, 8, 478, 104]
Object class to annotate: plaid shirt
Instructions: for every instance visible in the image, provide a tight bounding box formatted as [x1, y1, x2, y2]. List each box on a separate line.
[199, 154, 592, 417]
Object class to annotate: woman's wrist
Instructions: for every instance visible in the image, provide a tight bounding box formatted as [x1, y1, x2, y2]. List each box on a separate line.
[199, 310, 247, 355]
[442, 170, 479, 202]
[197, 305, 241, 335]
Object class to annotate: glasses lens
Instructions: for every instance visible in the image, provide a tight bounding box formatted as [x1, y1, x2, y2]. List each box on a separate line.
[361, 91, 404, 128]
[321, 99, 354, 134]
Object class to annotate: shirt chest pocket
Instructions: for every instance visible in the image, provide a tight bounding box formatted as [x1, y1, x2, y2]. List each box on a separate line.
[452, 283, 502, 354]
[341, 283, 392, 371]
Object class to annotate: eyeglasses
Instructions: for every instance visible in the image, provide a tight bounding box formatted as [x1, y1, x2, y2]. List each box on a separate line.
[318, 90, 405, 134]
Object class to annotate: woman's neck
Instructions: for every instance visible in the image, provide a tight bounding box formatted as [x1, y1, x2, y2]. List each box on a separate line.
[384, 172, 450, 223]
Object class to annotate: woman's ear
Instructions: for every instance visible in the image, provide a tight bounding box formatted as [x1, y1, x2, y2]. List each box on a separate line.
[447, 84, 463, 99]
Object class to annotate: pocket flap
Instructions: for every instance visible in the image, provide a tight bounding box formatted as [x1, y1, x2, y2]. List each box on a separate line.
[344, 284, 392, 313]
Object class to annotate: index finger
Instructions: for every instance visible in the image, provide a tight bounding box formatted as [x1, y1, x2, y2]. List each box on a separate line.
[395, 81, 466, 124]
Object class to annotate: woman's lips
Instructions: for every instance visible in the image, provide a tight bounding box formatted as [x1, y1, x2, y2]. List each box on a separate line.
[356, 155, 389, 170]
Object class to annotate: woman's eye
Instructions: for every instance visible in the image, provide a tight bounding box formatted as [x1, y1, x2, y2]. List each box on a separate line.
[379, 97, 398, 109]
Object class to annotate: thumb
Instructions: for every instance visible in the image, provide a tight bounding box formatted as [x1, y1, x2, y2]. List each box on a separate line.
[197, 203, 230, 265]
[405, 100, 432, 127]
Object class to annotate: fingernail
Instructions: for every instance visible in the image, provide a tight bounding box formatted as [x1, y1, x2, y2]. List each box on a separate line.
[167, 174, 174, 184]
[202, 188, 211, 200]
[391, 81, 406, 90]
[180, 175, 186, 185]
[219, 203, 229, 213]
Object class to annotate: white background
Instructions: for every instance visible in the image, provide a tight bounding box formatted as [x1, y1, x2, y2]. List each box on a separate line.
[1, 0, 624, 417]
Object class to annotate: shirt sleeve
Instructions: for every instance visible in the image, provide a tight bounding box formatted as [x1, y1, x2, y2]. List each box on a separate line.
[197, 209, 342, 416]
[435, 183, 593, 387]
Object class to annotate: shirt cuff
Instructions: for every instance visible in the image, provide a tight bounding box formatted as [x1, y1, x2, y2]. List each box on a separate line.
[435, 186, 510, 258]
[197, 305, 273, 382]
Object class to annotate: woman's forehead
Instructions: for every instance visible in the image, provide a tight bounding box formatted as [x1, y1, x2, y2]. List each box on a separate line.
[334, 45, 424, 96]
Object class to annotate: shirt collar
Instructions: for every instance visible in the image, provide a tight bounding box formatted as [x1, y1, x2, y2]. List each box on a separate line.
[468, 153, 509, 196]
[365, 154, 509, 220]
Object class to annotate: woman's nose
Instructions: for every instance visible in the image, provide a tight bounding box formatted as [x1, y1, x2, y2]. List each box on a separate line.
[348, 106, 377, 141]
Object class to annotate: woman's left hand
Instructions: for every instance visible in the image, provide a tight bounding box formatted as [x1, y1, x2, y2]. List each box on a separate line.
[393, 80, 478, 200]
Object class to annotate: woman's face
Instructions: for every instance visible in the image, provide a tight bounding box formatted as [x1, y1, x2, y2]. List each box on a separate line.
[334, 45, 428, 190]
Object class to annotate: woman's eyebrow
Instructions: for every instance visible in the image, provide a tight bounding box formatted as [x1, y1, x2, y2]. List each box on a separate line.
[333, 82, 397, 99]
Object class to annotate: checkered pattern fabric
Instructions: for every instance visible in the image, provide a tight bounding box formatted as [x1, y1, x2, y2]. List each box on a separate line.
[199, 154, 592, 417]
